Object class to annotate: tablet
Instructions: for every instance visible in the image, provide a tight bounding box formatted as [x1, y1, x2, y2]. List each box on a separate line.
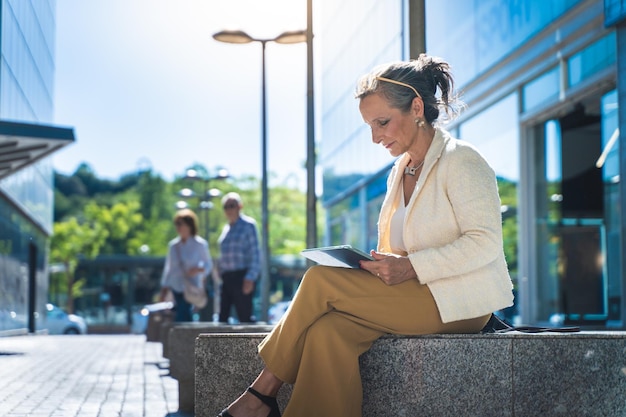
[300, 245, 374, 269]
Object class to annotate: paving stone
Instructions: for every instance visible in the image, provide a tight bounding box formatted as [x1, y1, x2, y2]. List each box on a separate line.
[0, 335, 180, 416]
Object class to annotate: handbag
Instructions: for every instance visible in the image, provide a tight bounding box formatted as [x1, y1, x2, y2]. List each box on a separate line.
[480, 313, 580, 333]
[175, 243, 208, 309]
[183, 280, 208, 309]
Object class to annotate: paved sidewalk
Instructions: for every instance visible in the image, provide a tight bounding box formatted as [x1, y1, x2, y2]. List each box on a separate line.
[0, 335, 186, 417]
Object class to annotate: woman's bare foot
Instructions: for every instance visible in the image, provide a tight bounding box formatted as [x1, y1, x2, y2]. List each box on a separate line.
[223, 390, 269, 417]
[221, 368, 283, 417]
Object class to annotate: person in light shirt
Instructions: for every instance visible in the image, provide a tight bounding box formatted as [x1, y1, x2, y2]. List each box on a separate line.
[160, 209, 211, 322]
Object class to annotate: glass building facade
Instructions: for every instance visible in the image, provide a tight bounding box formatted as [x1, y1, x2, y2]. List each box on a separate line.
[0, 0, 69, 335]
[318, 0, 622, 327]
[319, 0, 409, 251]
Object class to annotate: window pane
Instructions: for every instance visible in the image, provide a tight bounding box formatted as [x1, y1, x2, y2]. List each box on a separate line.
[568, 33, 616, 87]
[522, 66, 560, 113]
[600, 90, 621, 321]
[426, 0, 582, 87]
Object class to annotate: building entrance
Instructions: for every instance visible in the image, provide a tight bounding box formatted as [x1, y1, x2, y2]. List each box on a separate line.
[533, 90, 621, 326]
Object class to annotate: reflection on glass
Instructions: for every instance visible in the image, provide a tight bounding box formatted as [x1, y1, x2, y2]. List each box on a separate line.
[0, 198, 47, 333]
[0, 160, 54, 233]
[426, 0, 582, 87]
[600, 90, 621, 321]
[522, 66, 560, 113]
[320, 0, 404, 213]
[459, 93, 520, 319]
[534, 121, 561, 323]
[568, 33, 616, 88]
[535, 97, 615, 324]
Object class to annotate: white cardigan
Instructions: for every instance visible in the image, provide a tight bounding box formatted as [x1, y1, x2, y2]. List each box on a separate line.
[377, 128, 514, 323]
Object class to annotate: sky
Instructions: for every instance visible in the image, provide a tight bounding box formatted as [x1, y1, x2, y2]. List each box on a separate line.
[53, 0, 310, 187]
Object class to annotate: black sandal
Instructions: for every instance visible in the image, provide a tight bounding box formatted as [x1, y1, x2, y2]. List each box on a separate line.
[218, 386, 281, 417]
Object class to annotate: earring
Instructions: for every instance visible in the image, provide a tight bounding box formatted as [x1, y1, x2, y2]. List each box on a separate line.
[415, 118, 425, 128]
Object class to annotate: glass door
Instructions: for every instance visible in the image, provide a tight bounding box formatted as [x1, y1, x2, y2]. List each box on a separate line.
[534, 95, 614, 325]
[600, 90, 622, 323]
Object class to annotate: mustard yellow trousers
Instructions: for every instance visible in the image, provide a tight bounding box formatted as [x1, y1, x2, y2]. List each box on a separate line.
[258, 265, 490, 417]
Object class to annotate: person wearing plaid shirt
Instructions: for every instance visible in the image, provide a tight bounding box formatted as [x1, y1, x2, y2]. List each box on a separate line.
[217, 192, 261, 323]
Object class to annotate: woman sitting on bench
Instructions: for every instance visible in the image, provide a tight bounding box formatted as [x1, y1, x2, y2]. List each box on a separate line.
[216, 54, 514, 417]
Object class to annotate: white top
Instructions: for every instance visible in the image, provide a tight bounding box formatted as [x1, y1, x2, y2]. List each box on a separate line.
[161, 236, 212, 293]
[390, 186, 407, 254]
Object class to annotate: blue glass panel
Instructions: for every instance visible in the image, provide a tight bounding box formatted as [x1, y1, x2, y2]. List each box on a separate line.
[568, 33, 616, 88]
[600, 90, 621, 320]
[460, 93, 520, 181]
[0, 196, 48, 333]
[600, 90, 619, 181]
[0, 159, 54, 234]
[426, 0, 582, 87]
[522, 66, 560, 113]
[605, 0, 626, 26]
[1, 0, 55, 122]
[320, 0, 404, 206]
[0, 0, 56, 232]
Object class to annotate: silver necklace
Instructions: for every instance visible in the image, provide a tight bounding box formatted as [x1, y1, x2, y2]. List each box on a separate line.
[404, 160, 424, 176]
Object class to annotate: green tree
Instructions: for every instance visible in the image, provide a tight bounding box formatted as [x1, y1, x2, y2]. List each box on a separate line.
[84, 201, 144, 255]
[497, 178, 519, 286]
[137, 169, 171, 221]
[268, 183, 308, 255]
[50, 217, 107, 313]
[52, 164, 315, 263]
[207, 174, 311, 256]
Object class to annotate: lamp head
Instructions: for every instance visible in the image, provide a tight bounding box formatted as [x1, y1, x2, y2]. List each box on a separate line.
[213, 30, 254, 44]
[215, 168, 229, 179]
[274, 30, 307, 44]
[207, 188, 222, 198]
[178, 188, 196, 198]
[185, 169, 199, 180]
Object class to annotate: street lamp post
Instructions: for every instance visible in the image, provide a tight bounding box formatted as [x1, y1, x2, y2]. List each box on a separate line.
[183, 168, 229, 240]
[306, 0, 317, 251]
[177, 168, 229, 320]
[213, 29, 306, 322]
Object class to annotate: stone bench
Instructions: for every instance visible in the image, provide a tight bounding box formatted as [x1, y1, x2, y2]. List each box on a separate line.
[160, 320, 176, 359]
[168, 323, 274, 414]
[144, 302, 174, 343]
[194, 331, 626, 417]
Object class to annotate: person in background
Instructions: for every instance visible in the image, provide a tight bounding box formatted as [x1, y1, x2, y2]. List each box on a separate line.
[160, 209, 212, 322]
[217, 192, 261, 323]
[216, 55, 514, 417]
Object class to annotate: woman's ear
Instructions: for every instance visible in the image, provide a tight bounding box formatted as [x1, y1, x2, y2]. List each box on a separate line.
[411, 96, 425, 118]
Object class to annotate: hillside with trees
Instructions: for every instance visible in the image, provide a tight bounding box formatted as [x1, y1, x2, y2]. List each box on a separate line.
[50, 163, 316, 312]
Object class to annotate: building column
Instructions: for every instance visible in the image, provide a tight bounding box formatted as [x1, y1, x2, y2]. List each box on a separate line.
[408, 0, 426, 58]
[616, 23, 626, 328]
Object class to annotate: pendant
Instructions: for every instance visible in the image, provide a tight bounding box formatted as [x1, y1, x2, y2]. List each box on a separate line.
[404, 166, 418, 176]
[404, 160, 424, 176]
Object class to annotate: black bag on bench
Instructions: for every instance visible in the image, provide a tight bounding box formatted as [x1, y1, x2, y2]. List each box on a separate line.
[480, 313, 580, 334]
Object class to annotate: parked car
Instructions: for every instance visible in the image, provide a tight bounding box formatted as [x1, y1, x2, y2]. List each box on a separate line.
[45, 303, 87, 335]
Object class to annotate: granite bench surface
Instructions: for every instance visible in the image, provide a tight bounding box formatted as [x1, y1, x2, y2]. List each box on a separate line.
[166, 323, 274, 413]
[160, 320, 176, 359]
[169, 323, 275, 379]
[194, 331, 626, 417]
[162, 322, 273, 358]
